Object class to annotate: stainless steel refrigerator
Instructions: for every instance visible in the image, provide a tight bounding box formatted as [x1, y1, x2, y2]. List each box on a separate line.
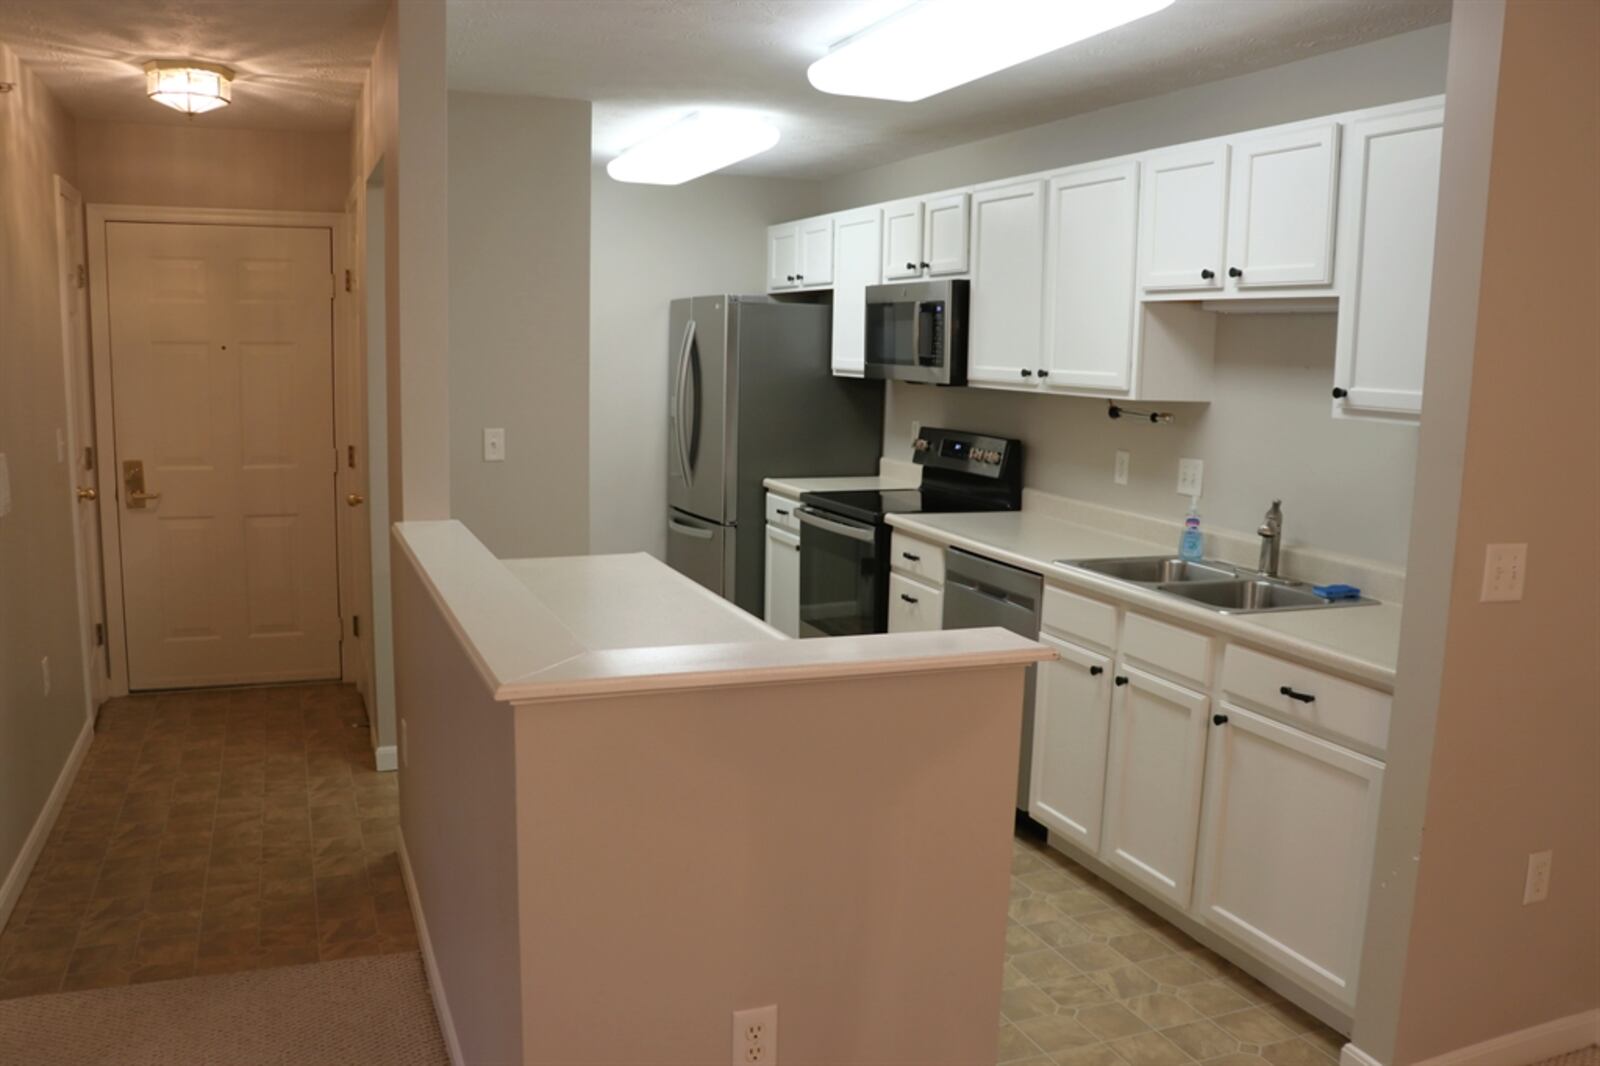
[667, 295, 883, 617]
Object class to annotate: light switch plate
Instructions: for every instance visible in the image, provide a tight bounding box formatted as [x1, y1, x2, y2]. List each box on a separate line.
[483, 428, 506, 463]
[1176, 458, 1203, 497]
[1114, 450, 1130, 486]
[1481, 543, 1527, 602]
[1524, 850, 1552, 904]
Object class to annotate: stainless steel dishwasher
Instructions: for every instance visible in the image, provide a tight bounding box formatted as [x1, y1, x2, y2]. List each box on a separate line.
[942, 548, 1044, 810]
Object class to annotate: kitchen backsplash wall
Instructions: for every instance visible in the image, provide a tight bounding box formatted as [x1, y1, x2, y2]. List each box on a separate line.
[884, 314, 1419, 567]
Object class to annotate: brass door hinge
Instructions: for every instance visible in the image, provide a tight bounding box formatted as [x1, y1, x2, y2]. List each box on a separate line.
[75, 263, 87, 289]
[352, 614, 361, 638]
[344, 268, 354, 293]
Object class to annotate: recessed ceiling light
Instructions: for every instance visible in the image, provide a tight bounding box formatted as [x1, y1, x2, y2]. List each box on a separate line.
[808, 0, 1178, 102]
[144, 61, 234, 114]
[606, 111, 780, 185]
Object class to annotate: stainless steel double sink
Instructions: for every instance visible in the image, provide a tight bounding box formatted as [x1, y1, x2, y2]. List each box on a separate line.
[1055, 556, 1377, 614]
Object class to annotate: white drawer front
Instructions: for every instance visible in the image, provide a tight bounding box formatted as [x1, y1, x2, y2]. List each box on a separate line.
[765, 492, 801, 534]
[1122, 611, 1212, 689]
[890, 532, 944, 585]
[888, 573, 944, 633]
[1221, 644, 1392, 754]
[1042, 584, 1118, 651]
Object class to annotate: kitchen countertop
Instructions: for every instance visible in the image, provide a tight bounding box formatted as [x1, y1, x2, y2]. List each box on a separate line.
[763, 473, 918, 498]
[887, 510, 1403, 690]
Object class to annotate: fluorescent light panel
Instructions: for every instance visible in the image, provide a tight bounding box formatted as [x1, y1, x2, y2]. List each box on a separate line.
[607, 111, 780, 185]
[808, 0, 1178, 102]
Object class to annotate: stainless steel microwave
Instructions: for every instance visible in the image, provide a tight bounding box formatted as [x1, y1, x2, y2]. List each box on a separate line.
[862, 279, 968, 386]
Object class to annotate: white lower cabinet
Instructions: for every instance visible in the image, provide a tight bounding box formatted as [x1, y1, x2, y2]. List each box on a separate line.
[1192, 702, 1384, 1010]
[1099, 663, 1211, 908]
[763, 524, 800, 638]
[887, 572, 943, 633]
[1029, 633, 1113, 851]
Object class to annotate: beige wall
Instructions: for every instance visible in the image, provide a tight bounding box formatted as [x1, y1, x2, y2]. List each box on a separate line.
[449, 91, 592, 559]
[75, 119, 348, 212]
[1361, 2, 1600, 1061]
[0, 42, 90, 919]
[588, 171, 820, 557]
[812, 26, 1452, 568]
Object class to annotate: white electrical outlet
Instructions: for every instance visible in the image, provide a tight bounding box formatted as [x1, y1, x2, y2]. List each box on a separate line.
[732, 1004, 777, 1065]
[1176, 457, 1204, 497]
[1114, 450, 1130, 486]
[40, 656, 51, 697]
[400, 718, 409, 768]
[483, 428, 506, 463]
[1481, 543, 1527, 602]
[1523, 850, 1552, 904]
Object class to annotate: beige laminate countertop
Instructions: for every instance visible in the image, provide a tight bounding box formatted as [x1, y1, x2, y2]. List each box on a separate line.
[763, 474, 918, 497]
[887, 510, 1403, 690]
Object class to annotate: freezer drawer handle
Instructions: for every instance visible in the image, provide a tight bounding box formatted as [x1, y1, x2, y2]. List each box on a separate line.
[667, 518, 714, 541]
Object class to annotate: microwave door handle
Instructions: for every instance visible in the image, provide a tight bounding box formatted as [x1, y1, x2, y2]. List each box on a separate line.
[674, 319, 696, 485]
[796, 506, 876, 544]
[909, 301, 923, 368]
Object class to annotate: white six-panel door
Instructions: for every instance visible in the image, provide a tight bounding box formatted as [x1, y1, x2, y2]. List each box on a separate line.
[106, 221, 340, 689]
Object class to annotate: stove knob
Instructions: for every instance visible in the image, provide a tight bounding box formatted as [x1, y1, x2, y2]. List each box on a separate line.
[913, 437, 929, 452]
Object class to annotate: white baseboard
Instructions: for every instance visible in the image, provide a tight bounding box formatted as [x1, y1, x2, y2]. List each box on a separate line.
[1342, 1044, 1385, 1066]
[398, 830, 464, 1066]
[1411, 1008, 1600, 1066]
[375, 744, 398, 773]
[0, 714, 95, 931]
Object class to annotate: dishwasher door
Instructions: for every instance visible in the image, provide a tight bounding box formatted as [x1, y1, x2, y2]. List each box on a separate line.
[942, 548, 1044, 810]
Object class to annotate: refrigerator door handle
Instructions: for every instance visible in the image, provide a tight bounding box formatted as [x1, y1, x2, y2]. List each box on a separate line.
[667, 517, 715, 541]
[674, 318, 696, 485]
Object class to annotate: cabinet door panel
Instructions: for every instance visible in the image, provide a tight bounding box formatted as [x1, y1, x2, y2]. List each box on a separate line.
[764, 525, 800, 638]
[831, 208, 881, 377]
[1044, 162, 1139, 392]
[767, 224, 799, 290]
[1030, 634, 1113, 851]
[1194, 703, 1384, 1009]
[798, 215, 834, 287]
[882, 200, 925, 280]
[1226, 123, 1339, 288]
[923, 192, 971, 275]
[1100, 664, 1209, 907]
[1139, 144, 1228, 292]
[967, 180, 1046, 385]
[887, 572, 943, 633]
[1333, 107, 1444, 417]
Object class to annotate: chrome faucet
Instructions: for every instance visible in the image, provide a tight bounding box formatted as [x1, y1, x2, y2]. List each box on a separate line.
[1257, 500, 1284, 577]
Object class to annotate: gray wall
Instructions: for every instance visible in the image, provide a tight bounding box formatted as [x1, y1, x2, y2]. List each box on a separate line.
[588, 171, 820, 558]
[814, 25, 1451, 565]
[448, 91, 592, 558]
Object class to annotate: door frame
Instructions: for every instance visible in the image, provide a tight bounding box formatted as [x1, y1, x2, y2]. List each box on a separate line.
[85, 204, 357, 697]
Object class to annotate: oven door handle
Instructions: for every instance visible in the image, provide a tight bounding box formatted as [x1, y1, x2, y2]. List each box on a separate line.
[796, 506, 876, 544]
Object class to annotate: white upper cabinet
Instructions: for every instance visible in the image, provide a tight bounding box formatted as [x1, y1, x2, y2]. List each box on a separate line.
[830, 207, 882, 378]
[1139, 143, 1229, 292]
[1043, 161, 1141, 392]
[1193, 703, 1384, 1010]
[967, 180, 1046, 386]
[1225, 123, 1340, 289]
[1030, 633, 1114, 851]
[767, 224, 800, 290]
[797, 215, 834, 287]
[1333, 105, 1445, 419]
[882, 199, 925, 280]
[922, 192, 971, 275]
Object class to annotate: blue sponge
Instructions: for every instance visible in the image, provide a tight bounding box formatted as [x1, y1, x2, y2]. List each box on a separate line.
[1312, 584, 1362, 600]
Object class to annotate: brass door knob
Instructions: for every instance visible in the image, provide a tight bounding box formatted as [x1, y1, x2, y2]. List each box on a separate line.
[346, 493, 366, 507]
[76, 486, 97, 501]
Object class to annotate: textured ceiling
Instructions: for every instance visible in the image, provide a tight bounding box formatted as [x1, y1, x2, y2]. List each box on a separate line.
[0, 0, 388, 131]
[448, 0, 1451, 180]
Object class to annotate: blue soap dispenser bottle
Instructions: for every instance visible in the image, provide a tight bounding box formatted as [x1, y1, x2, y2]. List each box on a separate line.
[1179, 497, 1204, 561]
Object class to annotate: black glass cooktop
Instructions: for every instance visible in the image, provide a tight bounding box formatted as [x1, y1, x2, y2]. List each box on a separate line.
[801, 487, 1010, 526]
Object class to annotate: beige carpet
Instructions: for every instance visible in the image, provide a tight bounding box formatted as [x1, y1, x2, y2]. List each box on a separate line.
[1532, 1048, 1600, 1066]
[0, 952, 448, 1065]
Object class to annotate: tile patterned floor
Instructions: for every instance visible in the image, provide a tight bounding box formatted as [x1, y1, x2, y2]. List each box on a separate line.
[1000, 832, 1345, 1066]
[0, 683, 411, 999]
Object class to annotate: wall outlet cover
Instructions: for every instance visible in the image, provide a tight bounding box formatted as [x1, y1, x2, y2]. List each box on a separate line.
[483, 428, 506, 463]
[1176, 457, 1204, 497]
[1114, 450, 1130, 486]
[733, 1004, 777, 1065]
[1523, 850, 1552, 904]
[1480, 543, 1527, 602]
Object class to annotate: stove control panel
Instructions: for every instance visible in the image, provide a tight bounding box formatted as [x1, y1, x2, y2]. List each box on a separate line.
[912, 428, 1019, 478]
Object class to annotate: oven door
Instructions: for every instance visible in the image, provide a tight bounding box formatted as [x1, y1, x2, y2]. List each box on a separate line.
[796, 507, 883, 637]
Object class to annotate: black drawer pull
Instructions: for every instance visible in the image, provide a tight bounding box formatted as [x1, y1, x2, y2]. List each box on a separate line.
[1114, 675, 1129, 687]
[1280, 685, 1316, 704]
[1213, 713, 1229, 726]
[1200, 268, 1215, 280]
[901, 552, 920, 562]
[1332, 387, 1348, 399]
[1089, 665, 1104, 676]
[899, 593, 919, 605]
[775, 508, 790, 516]
[1228, 267, 1243, 279]
[1020, 368, 1033, 378]
[905, 261, 917, 270]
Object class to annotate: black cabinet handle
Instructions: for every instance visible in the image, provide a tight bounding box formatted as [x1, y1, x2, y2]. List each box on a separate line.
[785, 274, 795, 282]
[919, 261, 931, 269]
[1089, 665, 1104, 676]
[795, 274, 804, 282]
[1228, 267, 1243, 279]
[1114, 675, 1129, 687]
[899, 593, 919, 604]
[901, 551, 920, 562]
[1280, 685, 1316, 704]
[1332, 387, 1348, 399]
[1200, 269, 1215, 280]
[776, 508, 790, 516]
[1037, 369, 1049, 378]
[1213, 713, 1229, 726]
[905, 261, 917, 270]
[1020, 368, 1033, 378]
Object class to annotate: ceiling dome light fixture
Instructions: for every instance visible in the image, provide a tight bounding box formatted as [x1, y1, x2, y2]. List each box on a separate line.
[606, 111, 780, 185]
[144, 60, 234, 114]
[808, 0, 1178, 102]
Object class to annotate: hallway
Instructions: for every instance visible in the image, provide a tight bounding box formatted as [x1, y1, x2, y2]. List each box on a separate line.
[0, 684, 411, 997]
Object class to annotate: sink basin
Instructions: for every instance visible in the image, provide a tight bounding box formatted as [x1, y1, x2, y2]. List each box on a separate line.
[1063, 556, 1239, 584]
[1158, 578, 1365, 613]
